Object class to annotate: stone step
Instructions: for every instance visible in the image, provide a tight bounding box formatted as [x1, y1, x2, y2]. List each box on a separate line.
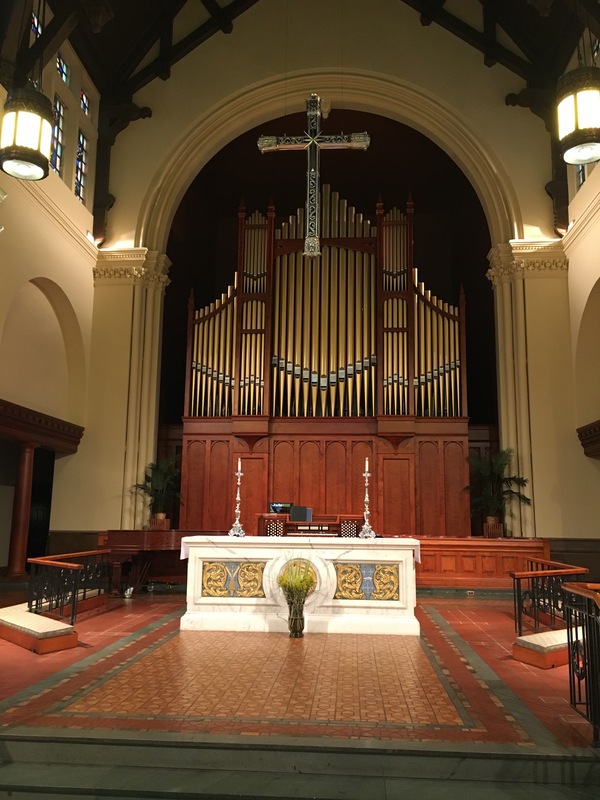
[0, 732, 598, 793]
[0, 762, 596, 799]
[512, 627, 577, 669]
[0, 603, 77, 654]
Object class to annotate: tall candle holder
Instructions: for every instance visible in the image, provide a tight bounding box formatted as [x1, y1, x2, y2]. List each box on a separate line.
[359, 457, 376, 538]
[228, 458, 245, 537]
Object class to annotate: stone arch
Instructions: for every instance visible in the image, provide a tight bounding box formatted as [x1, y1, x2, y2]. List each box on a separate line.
[136, 71, 522, 253]
[0, 278, 88, 423]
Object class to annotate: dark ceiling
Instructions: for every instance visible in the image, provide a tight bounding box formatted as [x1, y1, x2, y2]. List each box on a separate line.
[0, 1, 593, 109]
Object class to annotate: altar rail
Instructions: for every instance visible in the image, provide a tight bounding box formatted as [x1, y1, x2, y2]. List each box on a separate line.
[511, 557, 589, 636]
[27, 550, 112, 625]
[563, 582, 600, 748]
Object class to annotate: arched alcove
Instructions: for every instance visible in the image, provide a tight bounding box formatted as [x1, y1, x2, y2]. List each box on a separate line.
[574, 277, 600, 427]
[160, 107, 496, 426]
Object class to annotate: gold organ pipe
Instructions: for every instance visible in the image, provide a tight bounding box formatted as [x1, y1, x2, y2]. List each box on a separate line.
[292, 250, 301, 415]
[369, 252, 376, 416]
[302, 254, 311, 415]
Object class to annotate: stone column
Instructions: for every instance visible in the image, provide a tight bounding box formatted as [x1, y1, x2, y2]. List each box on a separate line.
[91, 249, 171, 530]
[6, 442, 37, 577]
[487, 239, 568, 538]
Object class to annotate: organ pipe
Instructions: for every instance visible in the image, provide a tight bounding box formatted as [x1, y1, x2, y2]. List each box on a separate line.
[185, 187, 465, 420]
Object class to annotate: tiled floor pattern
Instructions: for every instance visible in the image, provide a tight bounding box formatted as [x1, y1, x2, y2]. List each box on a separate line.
[0, 590, 597, 755]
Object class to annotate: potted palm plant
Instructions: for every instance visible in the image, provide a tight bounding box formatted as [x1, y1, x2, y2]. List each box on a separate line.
[465, 447, 531, 535]
[278, 558, 317, 638]
[133, 456, 181, 529]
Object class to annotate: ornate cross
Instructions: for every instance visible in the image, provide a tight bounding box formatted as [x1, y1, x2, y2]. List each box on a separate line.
[257, 93, 370, 257]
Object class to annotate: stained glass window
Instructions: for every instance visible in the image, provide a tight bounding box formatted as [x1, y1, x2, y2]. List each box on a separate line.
[31, 12, 43, 38]
[80, 90, 90, 116]
[56, 53, 69, 84]
[51, 96, 64, 175]
[75, 130, 88, 202]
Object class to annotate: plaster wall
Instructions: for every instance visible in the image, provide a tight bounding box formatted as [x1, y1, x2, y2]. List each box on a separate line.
[524, 271, 600, 537]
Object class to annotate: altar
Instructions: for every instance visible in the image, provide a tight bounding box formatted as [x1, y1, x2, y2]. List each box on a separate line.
[179, 536, 420, 636]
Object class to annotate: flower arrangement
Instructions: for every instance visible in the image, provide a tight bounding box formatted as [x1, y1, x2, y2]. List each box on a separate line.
[278, 559, 316, 637]
[278, 558, 317, 600]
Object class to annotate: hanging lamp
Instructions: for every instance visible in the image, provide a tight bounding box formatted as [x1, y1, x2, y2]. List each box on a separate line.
[557, 65, 600, 165]
[0, 85, 53, 181]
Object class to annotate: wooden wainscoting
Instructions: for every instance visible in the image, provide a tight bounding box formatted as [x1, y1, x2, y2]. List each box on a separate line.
[416, 536, 550, 589]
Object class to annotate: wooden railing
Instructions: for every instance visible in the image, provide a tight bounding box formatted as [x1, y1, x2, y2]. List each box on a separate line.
[27, 550, 112, 625]
[562, 582, 600, 748]
[510, 558, 589, 636]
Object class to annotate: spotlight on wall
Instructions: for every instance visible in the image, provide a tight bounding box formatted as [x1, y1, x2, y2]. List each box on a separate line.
[557, 65, 600, 165]
[0, 86, 53, 180]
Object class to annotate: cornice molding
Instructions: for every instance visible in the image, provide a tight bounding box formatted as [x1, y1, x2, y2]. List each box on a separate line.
[0, 398, 84, 456]
[487, 240, 567, 286]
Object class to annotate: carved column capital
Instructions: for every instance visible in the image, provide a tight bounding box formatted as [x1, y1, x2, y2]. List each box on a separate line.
[487, 240, 568, 286]
[93, 248, 171, 289]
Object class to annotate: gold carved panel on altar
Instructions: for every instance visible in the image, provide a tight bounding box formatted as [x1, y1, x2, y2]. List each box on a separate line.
[334, 563, 399, 601]
[202, 561, 266, 598]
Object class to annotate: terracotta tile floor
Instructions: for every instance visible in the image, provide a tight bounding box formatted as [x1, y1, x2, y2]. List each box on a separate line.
[0, 586, 597, 755]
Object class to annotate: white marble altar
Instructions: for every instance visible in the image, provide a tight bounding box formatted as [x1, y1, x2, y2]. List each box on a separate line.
[180, 536, 420, 635]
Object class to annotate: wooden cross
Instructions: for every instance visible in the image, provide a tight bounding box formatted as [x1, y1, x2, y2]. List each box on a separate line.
[257, 93, 370, 257]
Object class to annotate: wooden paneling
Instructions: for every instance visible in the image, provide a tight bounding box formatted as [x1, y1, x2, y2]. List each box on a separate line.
[416, 537, 550, 589]
[418, 440, 440, 535]
[444, 440, 470, 536]
[180, 418, 470, 537]
[325, 441, 346, 513]
[381, 456, 413, 537]
[272, 440, 294, 503]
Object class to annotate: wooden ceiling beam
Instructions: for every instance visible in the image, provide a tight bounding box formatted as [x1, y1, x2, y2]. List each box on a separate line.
[120, 0, 259, 99]
[400, 0, 534, 80]
[200, 0, 234, 34]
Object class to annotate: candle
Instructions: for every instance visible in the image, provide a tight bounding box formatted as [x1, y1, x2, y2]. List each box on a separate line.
[365, 457, 369, 472]
[238, 458, 241, 472]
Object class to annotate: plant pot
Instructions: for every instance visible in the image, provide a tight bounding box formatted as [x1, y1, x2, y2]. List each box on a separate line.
[287, 599, 306, 638]
[150, 513, 170, 530]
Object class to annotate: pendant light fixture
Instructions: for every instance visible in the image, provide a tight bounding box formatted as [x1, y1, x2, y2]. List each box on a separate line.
[0, 1, 53, 181]
[557, 23, 600, 167]
[0, 85, 53, 180]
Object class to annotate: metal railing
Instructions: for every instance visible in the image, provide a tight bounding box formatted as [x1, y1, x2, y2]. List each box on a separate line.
[563, 582, 600, 748]
[510, 558, 588, 636]
[27, 550, 112, 625]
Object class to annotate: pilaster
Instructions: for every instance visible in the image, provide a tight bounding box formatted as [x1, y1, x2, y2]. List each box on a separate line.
[92, 248, 171, 529]
[487, 240, 568, 537]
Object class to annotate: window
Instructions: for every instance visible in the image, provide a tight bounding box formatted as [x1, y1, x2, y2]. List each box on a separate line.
[50, 96, 64, 175]
[31, 12, 43, 38]
[576, 163, 586, 189]
[56, 53, 69, 84]
[80, 90, 90, 116]
[74, 130, 88, 202]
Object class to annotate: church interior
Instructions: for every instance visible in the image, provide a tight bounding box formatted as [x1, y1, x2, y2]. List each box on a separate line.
[1, 0, 600, 795]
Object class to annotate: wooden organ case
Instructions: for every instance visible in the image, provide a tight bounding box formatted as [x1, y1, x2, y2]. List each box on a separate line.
[181, 187, 470, 537]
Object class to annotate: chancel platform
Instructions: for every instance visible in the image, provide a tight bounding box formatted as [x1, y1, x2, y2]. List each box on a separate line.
[180, 535, 420, 636]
